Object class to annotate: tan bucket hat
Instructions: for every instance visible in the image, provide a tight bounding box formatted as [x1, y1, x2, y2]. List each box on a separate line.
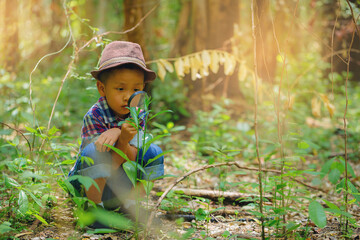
[91, 41, 156, 82]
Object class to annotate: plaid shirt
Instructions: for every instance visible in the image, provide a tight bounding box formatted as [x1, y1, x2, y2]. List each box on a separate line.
[79, 96, 146, 153]
[69, 97, 146, 175]
[79, 97, 124, 153]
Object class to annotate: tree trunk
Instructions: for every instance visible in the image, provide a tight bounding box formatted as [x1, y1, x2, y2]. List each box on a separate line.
[97, 0, 106, 32]
[207, 0, 239, 49]
[3, 0, 19, 72]
[193, 0, 208, 52]
[254, 0, 277, 83]
[323, 1, 360, 82]
[123, 0, 149, 60]
[170, 0, 192, 57]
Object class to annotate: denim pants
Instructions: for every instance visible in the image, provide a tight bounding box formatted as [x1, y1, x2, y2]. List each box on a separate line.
[68, 143, 164, 209]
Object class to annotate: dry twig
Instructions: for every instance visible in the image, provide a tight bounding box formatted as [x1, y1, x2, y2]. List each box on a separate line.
[147, 161, 325, 228]
[0, 122, 32, 151]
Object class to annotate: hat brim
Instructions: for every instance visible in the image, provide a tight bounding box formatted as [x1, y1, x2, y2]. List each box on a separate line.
[91, 61, 157, 83]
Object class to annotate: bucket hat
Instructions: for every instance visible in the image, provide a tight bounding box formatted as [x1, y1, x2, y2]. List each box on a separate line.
[91, 41, 156, 82]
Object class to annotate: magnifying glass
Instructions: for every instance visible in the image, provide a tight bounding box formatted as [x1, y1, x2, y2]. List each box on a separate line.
[128, 91, 148, 110]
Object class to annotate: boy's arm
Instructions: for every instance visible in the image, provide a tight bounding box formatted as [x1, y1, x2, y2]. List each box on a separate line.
[111, 122, 138, 169]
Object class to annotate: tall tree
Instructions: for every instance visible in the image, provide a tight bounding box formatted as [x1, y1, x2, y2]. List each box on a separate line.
[123, 0, 149, 60]
[254, 0, 276, 83]
[3, 0, 19, 72]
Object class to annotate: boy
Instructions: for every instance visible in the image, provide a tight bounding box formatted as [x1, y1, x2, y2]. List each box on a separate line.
[68, 41, 164, 211]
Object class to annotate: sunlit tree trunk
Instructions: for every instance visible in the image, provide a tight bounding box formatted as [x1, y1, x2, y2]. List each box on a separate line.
[123, 0, 149, 60]
[3, 0, 19, 72]
[193, 0, 208, 52]
[179, 0, 240, 99]
[170, 0, 192, 57]
[207, 0, 239, 49]
[97, 0, 106, 32]
[49, 0, 65, 50]
[254, 0, 277, 83]
[207, 0, 240, 99]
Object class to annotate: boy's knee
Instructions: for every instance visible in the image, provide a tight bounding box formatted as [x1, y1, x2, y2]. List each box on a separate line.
[79, 142, 112, 179]
[138, 144, 164, 166]
[81, 143, 112, 167]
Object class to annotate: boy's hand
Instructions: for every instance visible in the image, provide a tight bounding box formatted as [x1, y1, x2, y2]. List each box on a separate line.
[118, 121, 138, 145]
[95, 128, 121, 152]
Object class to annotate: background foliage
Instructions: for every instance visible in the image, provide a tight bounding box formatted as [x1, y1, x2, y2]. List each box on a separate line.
[1, 0, 360, 239]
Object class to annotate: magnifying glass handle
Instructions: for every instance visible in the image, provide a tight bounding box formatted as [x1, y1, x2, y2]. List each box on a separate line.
[129, 130, 144, 148]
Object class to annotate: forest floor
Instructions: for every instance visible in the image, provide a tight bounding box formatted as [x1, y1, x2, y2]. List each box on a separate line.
[11, 145, 360, 240]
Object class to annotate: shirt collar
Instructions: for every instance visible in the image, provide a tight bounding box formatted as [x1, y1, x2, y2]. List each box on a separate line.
[97, 97, 125, 124]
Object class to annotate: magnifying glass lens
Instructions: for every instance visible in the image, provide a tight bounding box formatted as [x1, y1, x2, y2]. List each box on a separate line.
[128, 91, 148, 109]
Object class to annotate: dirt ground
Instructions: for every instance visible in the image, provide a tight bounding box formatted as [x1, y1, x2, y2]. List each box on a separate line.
[8, 160, 360, 240]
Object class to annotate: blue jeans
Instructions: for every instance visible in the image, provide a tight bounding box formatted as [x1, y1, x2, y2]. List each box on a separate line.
[68, 143, 164, 209]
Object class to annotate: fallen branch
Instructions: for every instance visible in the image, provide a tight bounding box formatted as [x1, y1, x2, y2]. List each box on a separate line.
[147, 161, 327, 228]
[155, 187, 273, 204]
[161, 207, 252, 217]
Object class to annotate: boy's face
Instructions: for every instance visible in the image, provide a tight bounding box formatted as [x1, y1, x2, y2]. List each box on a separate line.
[97, 68, 145, 118]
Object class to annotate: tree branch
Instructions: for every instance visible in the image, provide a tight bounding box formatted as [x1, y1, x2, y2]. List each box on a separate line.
[0, 122, 32, 152]
[147, 161, 325, 228]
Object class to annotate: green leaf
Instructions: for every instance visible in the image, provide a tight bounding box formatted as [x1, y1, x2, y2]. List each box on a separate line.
[210, 207, 225, 214]
[348, 180, 360, 205]
[60, 179, 77, 196]
[91, 208, 133, 230]
[41, 194, 57, 206]
[145, 150, 173, 166]
[25, 126, 38, 134]
[339, 157, 356, 178]
[4, 175, 20, 188]
[152, 122, 167, 131]
[322, 199, 339, 210]
[180, 228, 195, 240]
[336, 178, 346, 193]
[123, 161, 137, 186]
[122, 160, 147, 185]
[117, 120, 126, 127]
[249, 210, 264, 218]
[321, 158, 335, 175]
[18, 190, 29, 214]
[325, 208, 353, 218]
[195, 208, 207, 221]
[297, 141, 309, 149]
[76, 209, 96, 227]
[222, 230, 231, 238]
[104, 144, 130, 162]
[0, 221, 14, 234]
[142, 133, 170, 148]
[148, 110, 173, 122]
[67, 175, 100, 192]
[87, 228, 119, 234]
[32, 213, 48, 225]
[151, 174, 176, 181]
[140, 179, 154, 196]
[48, 126, 60, 136]
[129, 107, 139, 126]
[20, 171, 45, 180]
[309, 201, 327, 228]
[331, 161, 344, 173]
[328, 168, 341, 184]
[286, 222, 300, 232]
[60, 159, 76, 165]
[25, 190, 44, 209]
[80, 156, 94, 166]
